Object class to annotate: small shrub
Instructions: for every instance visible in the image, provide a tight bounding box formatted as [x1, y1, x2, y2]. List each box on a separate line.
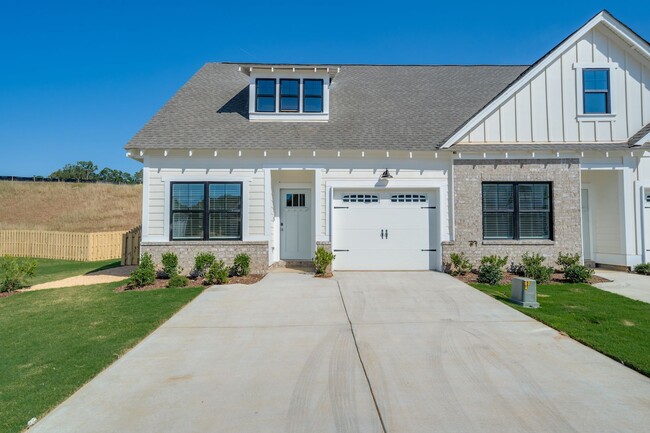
[480, 255, 508, 268]
[193, 252, 216, 278]
[167, 274, 190, 288]
[476, 255, 507, 285]
[0, 255, 37, 292]
[314, 246, 335, 275]
[564, 264, 594, 283]
[634, 263, 650, 275]
[205, 260, 229, 285]
[557, 252, 581, 272]
[516, 252, 554, 284]
[231, 253, 251, 277]
[128, 253, 156, 288]
[161, 251, 180, 278]
[449, 252, 472, 276]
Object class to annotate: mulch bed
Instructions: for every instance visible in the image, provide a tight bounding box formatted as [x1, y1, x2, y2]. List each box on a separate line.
[455, 270, 610, 285]
[0, 291, 16, 299]
[314, 272, 334, 278]
[115, 274, 266, 292]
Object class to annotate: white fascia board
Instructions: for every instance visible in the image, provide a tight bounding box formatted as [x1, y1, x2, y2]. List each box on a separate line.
[440, 11, 650, 149]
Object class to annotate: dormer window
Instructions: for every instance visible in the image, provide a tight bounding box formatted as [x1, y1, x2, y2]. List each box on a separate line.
[280, 79, 300, 112]
[303, 79, 323, 113]
[255, 79, 276, 112]
[244, 65, 336, 122]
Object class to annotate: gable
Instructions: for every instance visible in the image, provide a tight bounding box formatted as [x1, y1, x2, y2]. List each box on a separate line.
[443, 11, 650, 147]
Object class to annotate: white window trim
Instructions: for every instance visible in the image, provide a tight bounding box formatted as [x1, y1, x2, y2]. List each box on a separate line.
[249, 71, 330, 122]
[573, 62, 619, 120]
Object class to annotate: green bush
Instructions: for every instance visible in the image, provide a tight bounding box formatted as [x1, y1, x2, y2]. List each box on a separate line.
[516, 252, 554, 284]
[0, 255, 37, 292]
[193, 252, 216, 278]
[167, 274, 190, 288]
[449, 252, 472, 276]
[205, 260, 229, 285]
[557, 252, 581, 272]
[564, 264, 594, 283]
[480, 255, 508, 268]
[161, 251, 180, 278]
[314, 246, 335, 275]
[128, 253, 156, 288]
[231, 253, 251, 277]
[633, 263, 650, 275]
[477, 263, 503, 285]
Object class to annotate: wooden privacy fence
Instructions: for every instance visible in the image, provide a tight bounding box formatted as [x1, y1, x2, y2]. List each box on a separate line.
[121, 225, 141, 266]
[0, 226, 141, 263]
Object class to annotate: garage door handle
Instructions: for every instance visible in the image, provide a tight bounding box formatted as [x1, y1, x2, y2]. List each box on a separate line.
[385, 229, 388, 239]
[380, 229, 384, 239]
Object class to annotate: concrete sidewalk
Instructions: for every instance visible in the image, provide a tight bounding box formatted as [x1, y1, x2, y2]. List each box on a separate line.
[594, 270, 650, 303]
[30, 272, 650, 433]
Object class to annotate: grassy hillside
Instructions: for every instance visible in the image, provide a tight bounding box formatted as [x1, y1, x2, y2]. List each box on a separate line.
[0, 181, 142, 232]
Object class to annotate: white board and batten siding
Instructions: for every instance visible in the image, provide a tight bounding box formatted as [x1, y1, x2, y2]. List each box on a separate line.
[143, 166, 265, 242]
[460, 23, 650, 145]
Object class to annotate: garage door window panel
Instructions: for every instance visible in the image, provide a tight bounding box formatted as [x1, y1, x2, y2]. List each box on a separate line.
[342, 194, 378, 203]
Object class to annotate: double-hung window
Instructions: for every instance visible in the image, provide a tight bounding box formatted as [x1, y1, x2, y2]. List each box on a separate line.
[303, 79, 323, 113]
[171, 182, 242, 241]
[583, 69, 610, 114]
[482, 182, 552, 240]
[280, 79, 300, 112]
[255, 78, 276, 112]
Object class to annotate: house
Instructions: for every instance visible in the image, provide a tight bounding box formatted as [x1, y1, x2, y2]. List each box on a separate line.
[126, 10, 650, 274]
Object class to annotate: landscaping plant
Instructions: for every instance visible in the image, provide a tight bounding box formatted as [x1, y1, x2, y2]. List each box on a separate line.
[516, 252, 554, 284]
[128, 253, 156, 288]
[193, 252, 216, 278]
[231, 253, 251, 277]
[161, 251, 180, 278]
[449, 252, 472, 276]
[633, 263, 650, 275]
[556, 252, 581, 272]
[167, 274, 190, 288]
[563, 264, 594, 283]
[0, 255, 37, 292]
[205, 260, 229, 285]
[314, 246, 335, 275]
[477, 255, 508, 285]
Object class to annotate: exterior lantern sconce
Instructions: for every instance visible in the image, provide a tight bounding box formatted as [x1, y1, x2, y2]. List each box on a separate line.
[380, 169, 393, 180]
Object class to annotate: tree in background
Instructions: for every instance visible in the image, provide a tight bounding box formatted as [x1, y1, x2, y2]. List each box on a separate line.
[49, 161, 142, 184]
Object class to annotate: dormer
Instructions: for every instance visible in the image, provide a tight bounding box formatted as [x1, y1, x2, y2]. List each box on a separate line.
[240, 64, 339, 122]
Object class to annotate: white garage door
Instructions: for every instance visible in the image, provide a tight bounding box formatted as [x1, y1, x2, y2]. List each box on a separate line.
[332, 189, 439, 270]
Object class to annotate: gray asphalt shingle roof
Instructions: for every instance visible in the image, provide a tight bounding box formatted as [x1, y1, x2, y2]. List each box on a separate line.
[126, 63, 527, 151]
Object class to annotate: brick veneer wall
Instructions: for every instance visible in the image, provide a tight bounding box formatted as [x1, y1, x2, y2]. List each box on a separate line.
[442, 158, 582, 270]
[141, 241, 269, 275]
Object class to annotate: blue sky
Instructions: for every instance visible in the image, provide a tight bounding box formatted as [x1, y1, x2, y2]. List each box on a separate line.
[1, 1, 649, 176]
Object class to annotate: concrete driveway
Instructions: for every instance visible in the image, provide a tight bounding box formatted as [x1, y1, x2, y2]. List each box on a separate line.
[31, 272, 650, 433]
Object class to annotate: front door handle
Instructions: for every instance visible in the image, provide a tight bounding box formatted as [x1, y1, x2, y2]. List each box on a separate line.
[381, 229, 384, 239]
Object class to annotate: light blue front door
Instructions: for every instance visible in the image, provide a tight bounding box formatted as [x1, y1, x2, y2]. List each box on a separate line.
[280, 189, 312, 260]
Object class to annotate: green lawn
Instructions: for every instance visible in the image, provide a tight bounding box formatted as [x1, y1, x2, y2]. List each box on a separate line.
[28, 258, 122, 285]
[472, 282, 650, 377]
[0, 282, 203, 433]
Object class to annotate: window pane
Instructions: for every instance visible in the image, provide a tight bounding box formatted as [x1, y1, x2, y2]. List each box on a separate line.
[209, 213, 241, 239]
[303, 96, 323, 113]
[584, 92, 608, 114]
[519, 212, 550, 239]
[483, 213, 514, 239]
[172, 213, 204, 239]
[519, 184, 549, 211]
[256, 96, 275, 112]
[483, 184, 514, 211]
[256, 79, 275, 96]
[280, 79, 299, 96]
[584, 69, 609, 91]
[299, 194, 305, 207]
[286, 194, 292, 207]
[209, 183, 241, 211]
[304, 79, 323, 96]
[280, 96, 299, 111]
[172, 183, 204, 211]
